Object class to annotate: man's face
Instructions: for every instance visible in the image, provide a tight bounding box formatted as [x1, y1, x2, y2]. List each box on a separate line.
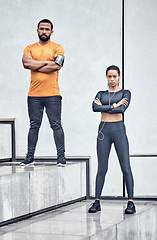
[37, 22, 53, 42]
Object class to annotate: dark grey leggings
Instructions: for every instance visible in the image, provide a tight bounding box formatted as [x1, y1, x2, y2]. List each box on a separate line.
[95, 121, 134, 199]
[27, 96, 65, 158]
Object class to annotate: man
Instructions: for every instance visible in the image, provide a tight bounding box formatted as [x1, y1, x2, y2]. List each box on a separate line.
[20, 19, 66, 167]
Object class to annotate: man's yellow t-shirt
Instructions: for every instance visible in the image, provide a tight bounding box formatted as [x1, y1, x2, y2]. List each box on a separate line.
[23, 41, 64, 97]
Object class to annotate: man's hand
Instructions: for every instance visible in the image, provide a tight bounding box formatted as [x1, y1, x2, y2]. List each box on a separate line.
[37, 61, 61, 73]
[22, 55, 62, 73]
[22, 55, 49, 71]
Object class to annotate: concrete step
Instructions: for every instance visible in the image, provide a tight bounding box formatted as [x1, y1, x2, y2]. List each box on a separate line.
[0, 161, 86, 225]
[0, 200, 156, 239]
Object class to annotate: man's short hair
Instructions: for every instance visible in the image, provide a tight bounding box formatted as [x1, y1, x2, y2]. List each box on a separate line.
[37, 19, 53, 30]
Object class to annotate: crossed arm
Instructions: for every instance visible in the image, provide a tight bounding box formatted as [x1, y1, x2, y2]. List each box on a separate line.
[22, 55, 61, 73]
[93, 98, 128, 114]
[92, 91, 131, 114]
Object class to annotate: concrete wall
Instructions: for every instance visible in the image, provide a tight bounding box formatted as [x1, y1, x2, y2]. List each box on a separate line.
[124, 0, 157, 197]
[0, 0, 157, 197]
[125, 0, 157, 155]
[0, 125, 11, 159]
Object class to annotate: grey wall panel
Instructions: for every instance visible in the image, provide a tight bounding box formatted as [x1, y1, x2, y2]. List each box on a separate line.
[0, 125, 11, 159]
[131, 157, 157, 197]
[124, 0, 157, 155]
[0, 0, 121, 197]
[124, 0, 157, 197]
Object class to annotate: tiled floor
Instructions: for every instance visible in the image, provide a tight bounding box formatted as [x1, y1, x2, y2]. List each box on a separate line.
[0, 200, 155, 240]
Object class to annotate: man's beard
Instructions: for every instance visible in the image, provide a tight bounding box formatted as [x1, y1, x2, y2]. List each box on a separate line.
[38, 33, 51, 42]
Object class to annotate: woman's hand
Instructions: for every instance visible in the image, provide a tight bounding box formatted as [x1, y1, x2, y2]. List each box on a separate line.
[116, 98, 128, 107]
[94, 98, 102, 105]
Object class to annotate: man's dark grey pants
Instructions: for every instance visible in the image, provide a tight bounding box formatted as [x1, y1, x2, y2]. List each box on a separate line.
[27, 95, 65, 158]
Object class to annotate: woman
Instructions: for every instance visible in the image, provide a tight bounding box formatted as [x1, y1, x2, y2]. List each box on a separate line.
[88, 65, 136, 214]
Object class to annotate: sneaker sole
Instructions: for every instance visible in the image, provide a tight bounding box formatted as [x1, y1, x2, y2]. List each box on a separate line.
[20, 162, 34, 167]
[88, 208, 101, 213]
[125, 210, 136, 214]
[57, 163, 66, 167]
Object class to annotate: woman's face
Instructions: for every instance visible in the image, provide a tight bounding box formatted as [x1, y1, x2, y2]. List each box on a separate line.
[106, 70, 120, 88]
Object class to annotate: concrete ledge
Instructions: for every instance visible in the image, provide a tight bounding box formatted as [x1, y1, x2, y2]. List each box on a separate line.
[117, 205, 157, 240]
[89, 203, 157, 240]
[0, 200, 156, 239]
[0, 162, 86, 224]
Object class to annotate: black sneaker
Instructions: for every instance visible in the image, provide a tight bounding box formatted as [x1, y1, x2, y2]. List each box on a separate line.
[88, 200, 101, 213]
[125, 201, 136, 214]
[57, 155, 66, 167]
[20, 155, 34, 166]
